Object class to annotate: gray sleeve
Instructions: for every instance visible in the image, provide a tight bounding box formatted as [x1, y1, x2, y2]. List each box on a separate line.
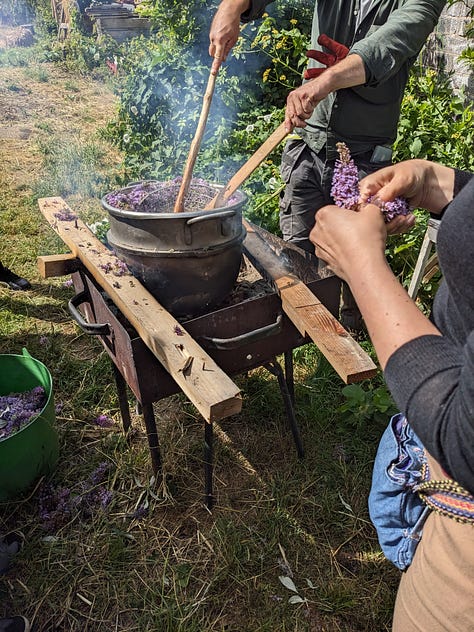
[384, 334, 474, 494]
[240, 0, 274, 22]
[350, 0, 446, 86]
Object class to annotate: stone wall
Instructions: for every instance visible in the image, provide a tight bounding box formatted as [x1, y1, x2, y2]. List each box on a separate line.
[424, 1, 473, 99]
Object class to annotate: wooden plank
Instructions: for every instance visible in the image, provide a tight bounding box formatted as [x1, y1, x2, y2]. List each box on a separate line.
[242, 220, 377, 384]
[38, 197, 242, 423]
[37, 253, 81, 278]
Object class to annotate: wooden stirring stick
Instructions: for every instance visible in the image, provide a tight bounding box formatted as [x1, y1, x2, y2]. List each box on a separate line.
[173, 69, 217, 213]
[204, 122, 289, 210]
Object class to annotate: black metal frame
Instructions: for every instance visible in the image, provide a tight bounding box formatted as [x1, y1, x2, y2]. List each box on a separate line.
[69, 268, 341, 508]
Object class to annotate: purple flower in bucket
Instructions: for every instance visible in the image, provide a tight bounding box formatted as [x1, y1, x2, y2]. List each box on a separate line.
[0, 386, 46, 439]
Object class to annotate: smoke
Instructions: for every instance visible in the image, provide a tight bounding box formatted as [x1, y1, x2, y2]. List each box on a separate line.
[0, 0, 35, 26]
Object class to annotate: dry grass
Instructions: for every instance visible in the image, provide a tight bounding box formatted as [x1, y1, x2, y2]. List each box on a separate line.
[0, 47, 400, 631]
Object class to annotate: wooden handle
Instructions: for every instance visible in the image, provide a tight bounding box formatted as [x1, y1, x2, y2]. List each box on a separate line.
[38, 197, 242, 422]
[174, 71, 217, 213]
[205, 122, 289, 210]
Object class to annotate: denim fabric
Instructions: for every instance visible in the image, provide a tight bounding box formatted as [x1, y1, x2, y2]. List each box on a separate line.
[369, 413, 430, 571]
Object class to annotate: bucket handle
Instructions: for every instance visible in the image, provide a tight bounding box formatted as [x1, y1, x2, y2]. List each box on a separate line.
[68, 292, 111, 336]
[186, 209, 236, 226]
[199, 314, 283, 350]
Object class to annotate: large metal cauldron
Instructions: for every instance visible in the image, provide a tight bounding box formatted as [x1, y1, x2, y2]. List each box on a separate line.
[102, 182, 247, 318]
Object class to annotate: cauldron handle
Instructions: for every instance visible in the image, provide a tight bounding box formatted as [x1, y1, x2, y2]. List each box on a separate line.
[186, 209, 236, 226]
[199, 314, 283, 350]
[68, 291, 111, 336]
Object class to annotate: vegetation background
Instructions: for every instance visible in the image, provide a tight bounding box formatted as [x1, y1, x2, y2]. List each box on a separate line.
[0, 0, 472, 629]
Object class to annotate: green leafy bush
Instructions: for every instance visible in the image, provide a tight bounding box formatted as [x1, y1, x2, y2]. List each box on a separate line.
[386, 68, 474, 306]
[338, 383, 397, 428]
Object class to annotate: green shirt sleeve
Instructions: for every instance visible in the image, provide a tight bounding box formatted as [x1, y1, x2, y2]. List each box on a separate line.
[241, 0, 274, 22]
[350, 0, 446, 86]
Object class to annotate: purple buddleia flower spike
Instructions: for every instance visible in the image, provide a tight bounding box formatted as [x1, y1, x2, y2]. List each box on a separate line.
[331, 142, 410, 222]
[331, 143, 360, 210]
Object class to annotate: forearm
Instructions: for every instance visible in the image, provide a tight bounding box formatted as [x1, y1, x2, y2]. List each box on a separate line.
[318, 53, 367, 93]
[346, 256, 441, 369]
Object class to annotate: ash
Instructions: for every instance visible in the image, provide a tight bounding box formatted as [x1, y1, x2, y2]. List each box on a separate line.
[218, 256, 274, 307]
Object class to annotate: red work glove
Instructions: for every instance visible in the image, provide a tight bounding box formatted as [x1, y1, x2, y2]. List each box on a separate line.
[303, 34, 349, 80]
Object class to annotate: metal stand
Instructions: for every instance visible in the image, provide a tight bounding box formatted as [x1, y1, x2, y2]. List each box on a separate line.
[111, 360, 162, 475]
[408, 218, 440, 299]
[264, 355, 304, 458]
[201, 353, 302, 509]
[112, 363, 132, 434]
[204, 422, 214, 509]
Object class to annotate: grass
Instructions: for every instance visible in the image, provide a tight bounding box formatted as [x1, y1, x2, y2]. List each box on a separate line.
[0, 55, 401, 631]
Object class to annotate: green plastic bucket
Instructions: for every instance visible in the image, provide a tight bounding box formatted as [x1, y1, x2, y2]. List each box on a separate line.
[0, 348, 58, 501]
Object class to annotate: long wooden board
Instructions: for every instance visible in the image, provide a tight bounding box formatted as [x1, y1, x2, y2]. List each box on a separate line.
[38, 197, 242, 423]
[243, 220, 377, 384]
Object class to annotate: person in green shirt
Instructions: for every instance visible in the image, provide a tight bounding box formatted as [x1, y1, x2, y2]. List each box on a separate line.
[209, 0, 445, 332]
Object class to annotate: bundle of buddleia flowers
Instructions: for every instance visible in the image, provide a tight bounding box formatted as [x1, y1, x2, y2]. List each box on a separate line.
[331, 142, 410, 221]
[0, 386, 46, 439]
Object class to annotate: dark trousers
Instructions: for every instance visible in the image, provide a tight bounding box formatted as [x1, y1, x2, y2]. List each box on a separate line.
[278, 139, 391, 325]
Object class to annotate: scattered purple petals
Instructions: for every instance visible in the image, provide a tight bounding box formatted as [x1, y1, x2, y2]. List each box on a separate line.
[63, 278, 74, 288]
[39, 484, 72, 532]
[331, 142, 410, 222]
[39, 335, 49, 346]
[90, 462, 110, 485]
[99, 262, 114, 273]
[0, 386, 46, 439]
[131, 504, 149, 519]
[54, 210, 77, 222]
[93, 414, 114, 428]
[99, 259, 130, 276]
[173, 325, 184, 336]
[38, 462, 113, 532]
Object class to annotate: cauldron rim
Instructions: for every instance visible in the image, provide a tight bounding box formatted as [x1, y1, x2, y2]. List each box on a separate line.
[101, 181, 247, 220]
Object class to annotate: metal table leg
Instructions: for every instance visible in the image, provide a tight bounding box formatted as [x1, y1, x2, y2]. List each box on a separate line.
[264, 358, 304, 458]
[284, 350, 295, 404]
[204, 421, 214, 509]
[111, 362, 132, 434]
[141, 403, 162, 475]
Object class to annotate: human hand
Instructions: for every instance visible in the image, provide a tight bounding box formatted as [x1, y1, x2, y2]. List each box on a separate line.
[209, 0, 248, 74]
[384, 210, 416, 235]
[359, 160, 455, 214]
[310, 204, 387, 282]
[284, 81, 328, 131]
